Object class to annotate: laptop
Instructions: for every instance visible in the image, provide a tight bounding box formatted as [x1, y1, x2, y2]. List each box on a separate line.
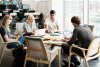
[63, 30, 72, 37]
[35, 29, 45, 36]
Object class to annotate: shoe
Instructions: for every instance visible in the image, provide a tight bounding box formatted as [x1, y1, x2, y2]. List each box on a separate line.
[63, 60, 75, 67]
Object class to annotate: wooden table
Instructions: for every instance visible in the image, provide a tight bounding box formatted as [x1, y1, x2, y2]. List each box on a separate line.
[43, 40, 66, 47]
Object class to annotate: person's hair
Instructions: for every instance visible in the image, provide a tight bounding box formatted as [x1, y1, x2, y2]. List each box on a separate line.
[26, 15, 34, 24]
[50, 10, 56, 14]
[71, 16, 81, 25]
[0, 14, 12, 32]
[26, 15, 34, 29]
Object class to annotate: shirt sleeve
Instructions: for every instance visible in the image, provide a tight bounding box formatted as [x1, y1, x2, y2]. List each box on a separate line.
[56, 19, 60, 26]
[1, 27, 8, 35]
[68, 28, 78, 45]
[23, 23, 27, 29]
[44, 18, 48, 25]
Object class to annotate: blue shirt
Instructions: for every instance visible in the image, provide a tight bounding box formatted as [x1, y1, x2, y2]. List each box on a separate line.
[23, 23, 36, 34]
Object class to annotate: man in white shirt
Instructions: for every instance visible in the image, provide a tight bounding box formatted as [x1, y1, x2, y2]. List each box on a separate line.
[45, 10, 60, 33]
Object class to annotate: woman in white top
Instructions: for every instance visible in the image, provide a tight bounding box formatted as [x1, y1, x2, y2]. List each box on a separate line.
[23, 15, 36, 36]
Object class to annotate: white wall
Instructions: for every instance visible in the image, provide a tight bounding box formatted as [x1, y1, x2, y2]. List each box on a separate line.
[36, 1, 51, 19]
[51, 0, 64, 30]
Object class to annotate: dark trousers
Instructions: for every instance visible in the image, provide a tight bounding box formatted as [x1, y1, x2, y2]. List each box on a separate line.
[61, 41, 83, 63]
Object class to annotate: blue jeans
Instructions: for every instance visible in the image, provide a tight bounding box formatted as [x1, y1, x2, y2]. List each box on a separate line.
[7, 37, 26, 49]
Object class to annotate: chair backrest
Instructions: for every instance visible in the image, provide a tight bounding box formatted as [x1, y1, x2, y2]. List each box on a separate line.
[87, 25, 94, 33]
[25, 36, 48, 60]
[8, 10, 13, 14]
[0, 34, 4, 42]
[0, 34, 4, 49]
[16, 23, 24, 34]
[0, 34, 3, 53]
[86, 36, 100, 57]
[17, 12, 24, 20]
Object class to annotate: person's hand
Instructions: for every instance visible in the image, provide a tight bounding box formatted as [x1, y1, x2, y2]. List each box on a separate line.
[31, 32, 35, 35]
[51, 29, 55, 32]
[61, 39, 66, 42]
[46, 30, 50, 33]
[64, 36, 70, 40]
[16, 35, 20, 40]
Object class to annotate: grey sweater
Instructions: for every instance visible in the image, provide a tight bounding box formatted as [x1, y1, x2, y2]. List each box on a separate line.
[68, 25, 93, 49]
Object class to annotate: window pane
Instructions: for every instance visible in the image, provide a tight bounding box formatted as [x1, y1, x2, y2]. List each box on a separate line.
[64, 0, 83, 31]
[89, 0, 100, 36]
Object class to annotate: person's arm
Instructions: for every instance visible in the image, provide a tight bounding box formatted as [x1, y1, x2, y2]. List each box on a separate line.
[4, 35, 19, 42]
[61, 39, 68, 43]
[45, 24, 48, 30]
[44, 18, 49, 33]
[57, 25, 60, 30]
[64, 36, 71, 40]
[68, 28, 78, 45]
[10, 34, 16, 38]
[24, 28, 34, 34]
[23, 23, 34, 34]
[1, 27, 19, 42]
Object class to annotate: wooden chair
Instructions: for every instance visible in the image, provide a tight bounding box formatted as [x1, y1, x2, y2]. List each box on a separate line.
[87, 25, 94, 33]
[0, 34, 21, 64]
[24, 36, 61, 67]
[15, 23, 25, 35]
[68, 36, 100, 67]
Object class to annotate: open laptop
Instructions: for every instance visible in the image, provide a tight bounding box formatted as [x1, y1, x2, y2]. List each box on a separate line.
[35, 29, 45, 36]
[63, 30, 72, 37]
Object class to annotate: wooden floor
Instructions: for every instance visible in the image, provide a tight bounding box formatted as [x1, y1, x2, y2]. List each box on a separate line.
[0, 27, 100, 67]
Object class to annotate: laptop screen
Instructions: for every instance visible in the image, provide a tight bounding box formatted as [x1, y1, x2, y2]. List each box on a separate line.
[35, 29, 45, 36]
[63, 30, 72, 37]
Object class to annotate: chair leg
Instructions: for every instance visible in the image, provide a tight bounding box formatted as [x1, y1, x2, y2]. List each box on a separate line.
[68, 54, 71, 67]
[84, 58, 89, 67]
[58, 49, 61, 67]
[23, 52, 27, 67]
[48, 62, 51, 67]
[37, 58, 38, 67]
[0, 47, 5, 64]
[48, 53, 52, 67]
[23, 58, 27, 67]
[83, 59, 85, 63]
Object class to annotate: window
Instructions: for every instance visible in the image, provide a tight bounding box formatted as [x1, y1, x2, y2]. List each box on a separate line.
[89, 0, 100, 36]
[64, 0, 83, 31]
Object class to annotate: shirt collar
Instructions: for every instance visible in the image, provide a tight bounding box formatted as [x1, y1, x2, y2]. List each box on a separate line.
[49, 17, 56, 22]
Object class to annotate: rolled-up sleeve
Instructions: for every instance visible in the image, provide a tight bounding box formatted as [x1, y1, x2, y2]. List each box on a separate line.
[68, 28, 78, 45]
